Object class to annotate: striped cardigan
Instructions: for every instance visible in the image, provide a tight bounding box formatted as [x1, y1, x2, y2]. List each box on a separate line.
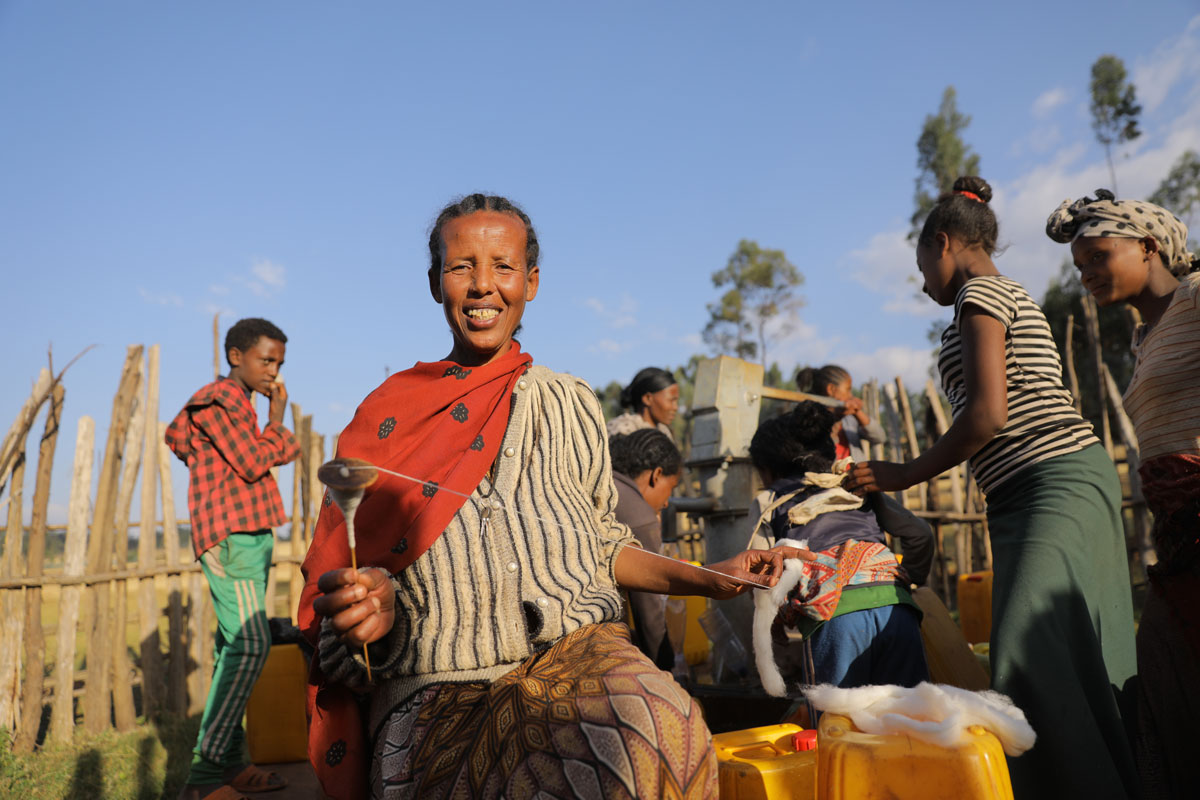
[319, 365, 635, 718]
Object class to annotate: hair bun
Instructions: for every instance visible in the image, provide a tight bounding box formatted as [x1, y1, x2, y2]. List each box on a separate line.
[953, 176, 993, 204]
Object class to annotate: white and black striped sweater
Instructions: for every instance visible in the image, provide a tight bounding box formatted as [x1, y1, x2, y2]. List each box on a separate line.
[938, 276, 1099, 495]
[319, 365, 635, 717]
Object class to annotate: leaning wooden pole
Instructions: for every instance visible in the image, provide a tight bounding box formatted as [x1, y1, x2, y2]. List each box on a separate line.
[1102, 363, 1157, 571]
[83, 345, 143, 734]
[159, 427, 187, 714]
[50, 416, 94, 743]
[1079, 295, 1114, 456]
[0, 440, 26, 731]
[14, 384, 64, 751]
[1064, 313, 1082, 414]
[137, 346, 163, 719]
[111, 369, 146, 732]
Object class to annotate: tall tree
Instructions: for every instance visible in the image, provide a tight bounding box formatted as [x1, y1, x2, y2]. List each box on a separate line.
[910, 86, 981, 240]
[1149, 149, 1200, 235]
[1089, 55, 1142, 195]
[702, 239, 803, 366]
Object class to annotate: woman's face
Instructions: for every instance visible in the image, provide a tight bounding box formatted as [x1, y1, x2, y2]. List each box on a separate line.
[642, 383, 680, 426]
[1070, 236, 1153, 306]
[430, 211, 539, 366]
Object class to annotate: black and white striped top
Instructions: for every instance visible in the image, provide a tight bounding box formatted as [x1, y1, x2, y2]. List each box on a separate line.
[318, 366, 636, 718]
[938, 276, 1098, 494]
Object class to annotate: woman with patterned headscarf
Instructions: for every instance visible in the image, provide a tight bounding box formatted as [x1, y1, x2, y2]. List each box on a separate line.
[1047, 189, 1200, 800]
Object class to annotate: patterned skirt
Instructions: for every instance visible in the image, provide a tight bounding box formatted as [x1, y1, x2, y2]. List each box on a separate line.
[369, 622, 717, 800]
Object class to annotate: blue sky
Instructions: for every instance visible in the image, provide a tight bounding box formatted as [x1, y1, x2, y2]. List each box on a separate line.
[4, 1, 1200, 525]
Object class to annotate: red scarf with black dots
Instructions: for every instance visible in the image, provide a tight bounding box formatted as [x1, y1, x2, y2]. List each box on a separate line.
[299, 342, 532, 800]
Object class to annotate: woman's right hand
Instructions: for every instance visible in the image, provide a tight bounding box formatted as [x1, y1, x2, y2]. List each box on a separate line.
[313, 567, 396, 646]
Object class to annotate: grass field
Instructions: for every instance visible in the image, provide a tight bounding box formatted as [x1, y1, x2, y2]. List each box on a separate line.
[0, 713, 201, 800]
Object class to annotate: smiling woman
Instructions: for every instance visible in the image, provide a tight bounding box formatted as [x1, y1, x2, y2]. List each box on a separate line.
[298, 194, 805, 800]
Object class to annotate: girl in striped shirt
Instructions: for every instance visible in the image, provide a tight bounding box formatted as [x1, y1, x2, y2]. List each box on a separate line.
[1047, 190, 1200, 800]
[847, 177, 1137, 800]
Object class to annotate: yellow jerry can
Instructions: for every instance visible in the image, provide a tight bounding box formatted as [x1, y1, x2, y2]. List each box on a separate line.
[245, 643, 309, 764]
[957, 570, 993, 645]
[817, 712, 1013, 800]
[713, 723, 818, 800]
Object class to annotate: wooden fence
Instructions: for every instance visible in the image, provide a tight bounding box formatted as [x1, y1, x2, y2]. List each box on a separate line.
[0, 344, 328, 750]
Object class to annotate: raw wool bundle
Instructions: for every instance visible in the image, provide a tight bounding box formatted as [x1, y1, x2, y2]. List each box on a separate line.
[805, 682, 1036, 756]
[753, 537, 809, 697]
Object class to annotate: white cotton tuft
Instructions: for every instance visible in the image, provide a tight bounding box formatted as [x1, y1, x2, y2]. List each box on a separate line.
[804, 682, 1037, 755]
[752, 538, 808, 697]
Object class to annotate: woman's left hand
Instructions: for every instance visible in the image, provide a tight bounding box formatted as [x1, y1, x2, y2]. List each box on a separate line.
[844, 460, 912, 495]
[705, 545, 815, 599]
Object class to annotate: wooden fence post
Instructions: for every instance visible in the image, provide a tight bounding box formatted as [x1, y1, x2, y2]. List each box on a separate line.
[1064, 313, 1082, 414]
[1101, 363, 1157, 572]
[186, 571, 210, 715]
[84, 345, 143, 733]
[0, 438, 26, 731]
[1080, 295, 1114, 456]
[288, 403, 304, 622]
[158, 427, 187, 714]
[924, 380, 968, 582]
[50, 416, 94, 743]
[14, 384, 64, 751]
[111, 368, 146, 731]
[137, 345, 163, 719]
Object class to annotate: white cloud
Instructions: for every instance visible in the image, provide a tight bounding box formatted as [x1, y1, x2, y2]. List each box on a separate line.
[582, 292, 639, 329]
[838, 345, 935, 393]
[588, 338, 634, 356]
[242, 258, 287, 297]
[764, 317, 933, 391]
[138, 287, 183, 306]
[1032, 88, 1068, 118]
[842, 230, 944, 320]
[1131, 15, 1200, 114]
[209, 283, 230, 296]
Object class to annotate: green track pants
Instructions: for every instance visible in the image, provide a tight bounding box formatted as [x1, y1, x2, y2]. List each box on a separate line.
[186, 531, 274, 785]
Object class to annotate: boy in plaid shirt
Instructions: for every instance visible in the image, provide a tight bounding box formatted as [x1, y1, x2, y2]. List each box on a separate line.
[166, 317, 300, 800]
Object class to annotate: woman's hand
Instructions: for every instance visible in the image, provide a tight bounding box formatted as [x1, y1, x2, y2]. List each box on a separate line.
[313, 567, 396, 646]
[844, 460, 913, 495]
[704, 545, 815, 600]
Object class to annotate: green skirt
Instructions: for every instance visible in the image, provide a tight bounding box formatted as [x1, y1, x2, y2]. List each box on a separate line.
[987, 444, 1138, 800]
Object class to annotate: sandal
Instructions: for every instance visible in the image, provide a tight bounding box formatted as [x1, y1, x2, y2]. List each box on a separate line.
[225, 764, 289, 793]
[177, 786, 250, 800]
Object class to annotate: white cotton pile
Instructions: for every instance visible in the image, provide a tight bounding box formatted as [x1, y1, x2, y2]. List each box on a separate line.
[752, 538, 808, 697]
[805, 682, 1036, 756]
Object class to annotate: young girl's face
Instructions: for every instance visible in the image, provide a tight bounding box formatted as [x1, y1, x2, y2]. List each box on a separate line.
[1070, 236, 1155, 306]
[827, 377, 853, 403]
[916, 238, 956, 306]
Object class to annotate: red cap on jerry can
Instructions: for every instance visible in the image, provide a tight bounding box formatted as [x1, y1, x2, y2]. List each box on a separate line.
[792, 729, 818, 751]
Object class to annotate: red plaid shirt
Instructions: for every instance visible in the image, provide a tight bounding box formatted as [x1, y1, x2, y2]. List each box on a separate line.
[166, 376, 300, 557]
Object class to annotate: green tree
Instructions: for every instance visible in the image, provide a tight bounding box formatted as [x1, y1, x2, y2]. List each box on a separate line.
[703, 240, 804, 366]
[1149, 149, 1200, 238]
[1089, 55, 1142, 195]
[910, 86, 981, 240]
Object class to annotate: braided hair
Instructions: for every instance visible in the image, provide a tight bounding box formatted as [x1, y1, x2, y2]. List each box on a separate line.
[749, 401, 840, 480]
[609, 429, 682, 479]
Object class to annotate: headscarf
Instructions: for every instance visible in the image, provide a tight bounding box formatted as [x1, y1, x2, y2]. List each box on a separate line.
[299, 342, 533, 800]
[1045, 188, 1194, 274]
